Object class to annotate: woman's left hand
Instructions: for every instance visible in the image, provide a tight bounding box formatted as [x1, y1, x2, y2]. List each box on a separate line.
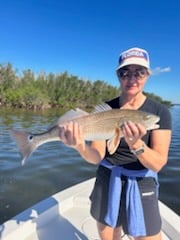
[121, 121, 147, 147]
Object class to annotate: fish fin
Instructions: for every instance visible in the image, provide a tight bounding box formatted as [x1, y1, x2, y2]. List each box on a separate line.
[92, 103, 112, 113]
[57, 103, 111, 125]
[10, 129, 37, 165]
[57, 108, 89, 125]
[107, 127, 122, 154]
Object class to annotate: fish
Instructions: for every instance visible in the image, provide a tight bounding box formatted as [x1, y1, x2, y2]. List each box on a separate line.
[10, 103, 160, 165]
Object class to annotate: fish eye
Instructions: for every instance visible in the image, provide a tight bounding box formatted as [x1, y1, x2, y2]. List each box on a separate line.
[28, 135, 34, 141]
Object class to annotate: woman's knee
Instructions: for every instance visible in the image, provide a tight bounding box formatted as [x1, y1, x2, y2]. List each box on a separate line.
[97, 222, 122, 240]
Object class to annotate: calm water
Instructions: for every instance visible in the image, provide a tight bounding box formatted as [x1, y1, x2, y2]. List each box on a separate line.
[0, 106, 179, 224]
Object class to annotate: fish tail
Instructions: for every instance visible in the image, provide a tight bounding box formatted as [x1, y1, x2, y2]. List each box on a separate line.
[10, 129, 38, 165]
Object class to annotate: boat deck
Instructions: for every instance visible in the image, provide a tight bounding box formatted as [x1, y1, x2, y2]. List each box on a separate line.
[0, 178, 179, 240]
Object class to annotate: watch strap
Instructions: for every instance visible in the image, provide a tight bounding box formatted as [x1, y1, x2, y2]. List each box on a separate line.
[130, 143, 145, 156]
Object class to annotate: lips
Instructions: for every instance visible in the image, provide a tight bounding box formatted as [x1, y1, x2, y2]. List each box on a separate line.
[126, 83, 137, 89]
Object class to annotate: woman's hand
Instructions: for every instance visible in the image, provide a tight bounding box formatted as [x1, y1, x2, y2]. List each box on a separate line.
[59, 121, 86, 150]
[121, 121, 147, 147]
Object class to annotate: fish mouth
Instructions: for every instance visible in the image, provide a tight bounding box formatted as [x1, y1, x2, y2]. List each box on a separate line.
[151, 123, 159, 129]
[145, 122, 159, 131]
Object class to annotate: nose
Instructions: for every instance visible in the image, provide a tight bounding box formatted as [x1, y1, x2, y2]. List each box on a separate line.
[128, 74, 137, 82]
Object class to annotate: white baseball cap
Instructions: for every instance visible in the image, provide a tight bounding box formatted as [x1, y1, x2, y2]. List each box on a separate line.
[116, 47, 150, 70]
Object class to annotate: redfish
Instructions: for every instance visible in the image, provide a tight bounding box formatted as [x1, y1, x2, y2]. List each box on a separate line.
[11, 103, 160, 165]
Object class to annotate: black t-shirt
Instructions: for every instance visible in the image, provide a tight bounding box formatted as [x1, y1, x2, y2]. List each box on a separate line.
[104, 96, 172, 169]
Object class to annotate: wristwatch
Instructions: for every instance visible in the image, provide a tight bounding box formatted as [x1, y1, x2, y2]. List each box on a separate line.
[130, 144, 145, 156]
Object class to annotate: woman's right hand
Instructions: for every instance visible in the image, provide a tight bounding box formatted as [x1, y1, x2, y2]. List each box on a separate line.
[59, 121, 86, 151]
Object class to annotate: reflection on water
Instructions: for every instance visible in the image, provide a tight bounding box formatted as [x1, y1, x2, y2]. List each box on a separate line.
[159, 105, 180, 213]
[0, 106, 180, 224]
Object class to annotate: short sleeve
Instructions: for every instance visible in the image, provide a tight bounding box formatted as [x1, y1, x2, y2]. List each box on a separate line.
[157, 104, 172, 130]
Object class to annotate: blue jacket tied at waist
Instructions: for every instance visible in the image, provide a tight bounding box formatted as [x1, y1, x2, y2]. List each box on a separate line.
[100, 159, 158, 237]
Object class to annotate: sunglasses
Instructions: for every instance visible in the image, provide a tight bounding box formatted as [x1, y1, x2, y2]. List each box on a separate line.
[117, 68, 148, 80]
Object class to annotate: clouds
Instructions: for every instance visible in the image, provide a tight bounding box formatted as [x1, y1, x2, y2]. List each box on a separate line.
[151, 67, 171, 75]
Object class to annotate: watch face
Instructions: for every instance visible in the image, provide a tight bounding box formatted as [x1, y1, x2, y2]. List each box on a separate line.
[135, 148, 144, 155]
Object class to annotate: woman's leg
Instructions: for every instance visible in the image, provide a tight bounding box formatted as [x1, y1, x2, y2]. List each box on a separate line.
[97, 221, 122, 240]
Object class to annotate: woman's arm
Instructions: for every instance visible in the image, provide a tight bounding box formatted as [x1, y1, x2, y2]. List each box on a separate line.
[122, 121, 172, 172]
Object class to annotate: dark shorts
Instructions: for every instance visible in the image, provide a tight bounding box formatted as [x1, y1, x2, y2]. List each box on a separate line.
[90, 165, 162, 236]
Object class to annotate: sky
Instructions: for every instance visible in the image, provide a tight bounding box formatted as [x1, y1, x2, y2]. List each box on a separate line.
[0, 0, 179, 104]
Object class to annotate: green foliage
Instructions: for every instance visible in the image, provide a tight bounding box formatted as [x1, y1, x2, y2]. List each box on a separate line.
[0, 63, 172, 110]
[144, 92, 172, 107]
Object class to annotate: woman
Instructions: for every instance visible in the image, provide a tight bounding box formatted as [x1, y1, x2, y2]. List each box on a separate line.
[59, 47, 172, 240]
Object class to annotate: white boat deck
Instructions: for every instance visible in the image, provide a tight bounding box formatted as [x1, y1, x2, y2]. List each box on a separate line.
[0, 178, 179, 240]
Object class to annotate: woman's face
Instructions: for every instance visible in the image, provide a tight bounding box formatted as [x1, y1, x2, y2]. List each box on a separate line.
[117, 64, 150, 96]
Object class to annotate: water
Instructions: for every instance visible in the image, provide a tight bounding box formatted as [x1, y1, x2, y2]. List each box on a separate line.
[0, 106, 179, 224]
